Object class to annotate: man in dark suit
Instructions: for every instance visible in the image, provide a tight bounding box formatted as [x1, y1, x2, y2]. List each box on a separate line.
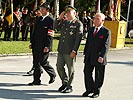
[28, 2, 56, 85]
[82, 13, 111, 98]
[80, 11, 88, 38]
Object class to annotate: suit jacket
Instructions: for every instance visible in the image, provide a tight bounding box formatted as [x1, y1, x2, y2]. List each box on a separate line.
[84, 26, 111, 65]
[55, 19, 83, 54]
[81, 17, 88, 33]
[31, 16, 54, 51]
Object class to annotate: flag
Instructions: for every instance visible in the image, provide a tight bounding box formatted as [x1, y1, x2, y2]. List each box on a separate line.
[108, 0, 115, 19]
[5, 14, 13, 26]
[114, 0, 121, 19]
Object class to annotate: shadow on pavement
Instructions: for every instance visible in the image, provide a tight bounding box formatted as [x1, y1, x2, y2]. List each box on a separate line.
[0, 72, 26, 76]
[0, 88, 82, 100]
[0, 83, 27, 87]
[108, 61, 133, 66]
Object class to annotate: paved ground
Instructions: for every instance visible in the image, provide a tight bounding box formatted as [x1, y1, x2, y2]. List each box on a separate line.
[0, 49, 133, 100]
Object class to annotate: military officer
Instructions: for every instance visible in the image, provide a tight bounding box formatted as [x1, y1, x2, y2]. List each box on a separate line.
[55, 5, 83, 93]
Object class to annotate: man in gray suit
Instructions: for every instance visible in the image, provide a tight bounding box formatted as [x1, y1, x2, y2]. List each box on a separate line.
[55, 5, 83, 93]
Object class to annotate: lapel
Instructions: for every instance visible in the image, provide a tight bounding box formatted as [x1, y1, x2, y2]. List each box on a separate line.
[91, 27, 95, 37]
[94, 26, 104, 38]
[90, 27, 95, 38]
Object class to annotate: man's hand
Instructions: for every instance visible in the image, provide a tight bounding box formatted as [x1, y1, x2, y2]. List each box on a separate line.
[70, 50, 76, 58]
[58, 11, 66, 20]
[29, 44, 32, 49]
[98, 57, 104, 63]
[43, 47, 49, 53]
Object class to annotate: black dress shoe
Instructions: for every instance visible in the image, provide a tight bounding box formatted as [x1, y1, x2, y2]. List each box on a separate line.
[27, 69, 43, 75]
[58, 84, 67, 92]
[27, 70, 34, 75]
[27, 68, 34, 75]
[40, 70, 43, 74]
[82, 90, 93, 97]
[61, 86, 73, 93]
[28, 82, 41, 85]
[49, 76, 55, 84]
[90, 93, 99, 98]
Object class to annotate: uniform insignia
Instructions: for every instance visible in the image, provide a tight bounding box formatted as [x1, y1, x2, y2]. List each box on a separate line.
[48, 29, 54, 37]
[44, 26, 48, 28]
[70, 25, 76, 28]
[72, 19, 76, 23]
[80, 25, 83, 31]
[70, 32, 74, 35]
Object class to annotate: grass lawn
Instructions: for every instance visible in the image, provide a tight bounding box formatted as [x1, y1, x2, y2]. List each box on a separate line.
[0, 32, 133, 54]
[0, 39, 85, 54]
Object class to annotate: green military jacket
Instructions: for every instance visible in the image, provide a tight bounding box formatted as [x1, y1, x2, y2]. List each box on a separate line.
[55, 18, 83, 54]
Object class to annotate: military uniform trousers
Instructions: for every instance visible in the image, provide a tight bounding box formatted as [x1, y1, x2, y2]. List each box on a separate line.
[56, 53, 74, 86]
[32, 50, 56, 83]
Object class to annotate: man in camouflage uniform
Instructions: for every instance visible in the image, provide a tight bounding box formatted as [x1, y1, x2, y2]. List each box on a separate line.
[55, 5, 83, 93]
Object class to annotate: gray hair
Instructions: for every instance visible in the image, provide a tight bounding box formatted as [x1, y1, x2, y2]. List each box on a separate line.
[95, 12, 105, 20]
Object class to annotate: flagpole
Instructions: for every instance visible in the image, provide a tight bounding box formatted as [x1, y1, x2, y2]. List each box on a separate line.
[0, 0, 2, 16]
[70, 0, 74, 7]
[125, 0, 132, 36]
[11, 0, 13, 23]
[54, 0, 59, 18]
[34, 0, 37, 11]
[97, 0, 100, 13]
[117, 0, 121, 20]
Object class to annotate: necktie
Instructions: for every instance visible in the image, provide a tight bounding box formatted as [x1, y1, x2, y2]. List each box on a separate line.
[93, 28, 98, 37]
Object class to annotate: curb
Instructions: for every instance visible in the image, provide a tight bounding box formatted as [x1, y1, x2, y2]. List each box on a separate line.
[0, 47, 132, 57]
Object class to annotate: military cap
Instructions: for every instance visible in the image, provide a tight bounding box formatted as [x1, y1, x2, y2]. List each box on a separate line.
[40, 2, 50, 9]
[64, 5, 76, 12]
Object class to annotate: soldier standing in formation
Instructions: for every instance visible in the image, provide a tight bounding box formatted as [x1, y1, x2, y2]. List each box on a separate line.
[21, 7, 29, 41]
[13, 6, 22, 41]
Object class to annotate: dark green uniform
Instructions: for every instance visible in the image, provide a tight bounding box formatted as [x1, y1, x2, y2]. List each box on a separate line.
[55, 18, 83, 88]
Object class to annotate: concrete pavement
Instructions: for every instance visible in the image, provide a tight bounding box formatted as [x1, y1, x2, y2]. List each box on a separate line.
[0, 49, 133, 100]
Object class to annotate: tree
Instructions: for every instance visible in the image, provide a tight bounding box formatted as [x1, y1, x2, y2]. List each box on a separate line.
[75, 0, 96, 12]
[121, 0, 133, 21]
